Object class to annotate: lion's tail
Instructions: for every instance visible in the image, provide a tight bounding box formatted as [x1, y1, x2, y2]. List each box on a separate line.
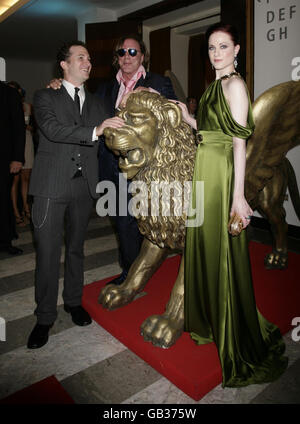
[285, 158, 300, 221]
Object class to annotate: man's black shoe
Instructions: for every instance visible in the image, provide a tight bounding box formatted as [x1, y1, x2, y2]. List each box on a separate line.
[27, 323, 53, 349]
[64, 304, 92, 326]
[0, 244, 23, 255]
[105, 270, 128, 286]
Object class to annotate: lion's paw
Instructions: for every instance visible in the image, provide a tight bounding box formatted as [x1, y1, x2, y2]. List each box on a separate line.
[98, 285, 135, 310]
[264, 250, 288, 270]
[140, 314, 184, 349]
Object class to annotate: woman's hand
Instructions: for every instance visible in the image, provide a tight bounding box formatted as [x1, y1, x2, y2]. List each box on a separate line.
[170, 100, 197, 129]
[230, 195, 253, 229]
[10, 161, 23, 174]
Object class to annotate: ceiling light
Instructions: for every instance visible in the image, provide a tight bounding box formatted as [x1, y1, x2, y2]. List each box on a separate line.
[0, 0, 31, 23]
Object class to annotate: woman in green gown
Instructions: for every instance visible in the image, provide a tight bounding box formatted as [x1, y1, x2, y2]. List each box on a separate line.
[179, 23, 288, 387]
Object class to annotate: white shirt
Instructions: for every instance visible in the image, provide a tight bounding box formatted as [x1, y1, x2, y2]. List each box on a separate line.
[62, 80, 98, 141]
[62, 79, 85, 112]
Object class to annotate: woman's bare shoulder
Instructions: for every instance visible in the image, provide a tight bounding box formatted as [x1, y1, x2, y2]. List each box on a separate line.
[223, 75, 248, 102]
[226, 75, 247, 92]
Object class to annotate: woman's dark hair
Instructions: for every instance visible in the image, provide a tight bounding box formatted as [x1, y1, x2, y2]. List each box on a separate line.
[205, 22, 240, 46]
[7, 80, 21, 91]
[112, 34, 150, 70]
[7, 80, 25, 98]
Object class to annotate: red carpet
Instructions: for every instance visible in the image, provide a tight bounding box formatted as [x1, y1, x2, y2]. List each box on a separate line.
[82, 241, 300, 400]
[0, 376, 74, 404]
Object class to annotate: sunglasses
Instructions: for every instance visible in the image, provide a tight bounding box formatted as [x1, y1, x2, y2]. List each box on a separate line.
[116, 48, 140, 57]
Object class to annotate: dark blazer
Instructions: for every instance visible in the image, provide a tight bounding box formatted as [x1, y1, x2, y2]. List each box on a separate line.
[0, 81, 25, 164]
[29, 86, 108, 199]
[97, 71, 177, 182]
[97, 71, 177, 117]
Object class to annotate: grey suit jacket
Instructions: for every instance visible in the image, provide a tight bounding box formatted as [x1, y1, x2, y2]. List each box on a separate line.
[29, 86, 107, 199]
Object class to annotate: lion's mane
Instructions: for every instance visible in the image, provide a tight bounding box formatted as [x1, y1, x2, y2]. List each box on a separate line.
[126, 91, 197, 250]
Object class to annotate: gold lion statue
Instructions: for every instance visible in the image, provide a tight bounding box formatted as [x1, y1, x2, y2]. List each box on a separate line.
[99, 85, 300, 349]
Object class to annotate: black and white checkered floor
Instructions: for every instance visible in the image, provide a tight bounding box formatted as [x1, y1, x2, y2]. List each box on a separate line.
[1, 212, 299, 404]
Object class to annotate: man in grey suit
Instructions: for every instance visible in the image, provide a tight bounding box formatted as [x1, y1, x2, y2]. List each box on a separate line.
[27, 41, 124, 349]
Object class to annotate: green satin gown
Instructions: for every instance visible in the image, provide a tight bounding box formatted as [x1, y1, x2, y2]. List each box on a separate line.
[184, 76, 288, 387]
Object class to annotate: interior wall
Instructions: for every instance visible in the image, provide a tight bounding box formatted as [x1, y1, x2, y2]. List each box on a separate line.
[254, 0, 299, 98]
[170, 32, 189, 97]
[143, 0, 221, 98]
[5, 58, 55, 103]
[254, 0, 300, 226]
[0, 57, 5, 81]
[77, 0, 159, 41]
[77, 8, 116, 41]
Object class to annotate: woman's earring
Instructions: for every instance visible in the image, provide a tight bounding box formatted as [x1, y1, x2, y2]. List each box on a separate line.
[234, 56, 238, 69]
[212, 64, 214, 70]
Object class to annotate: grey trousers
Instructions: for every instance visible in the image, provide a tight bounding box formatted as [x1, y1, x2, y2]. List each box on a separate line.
[32, 177, 94, 325]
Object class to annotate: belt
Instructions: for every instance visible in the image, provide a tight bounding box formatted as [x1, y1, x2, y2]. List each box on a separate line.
[73, 169, 83, 178]
[196, 130, 233, 146]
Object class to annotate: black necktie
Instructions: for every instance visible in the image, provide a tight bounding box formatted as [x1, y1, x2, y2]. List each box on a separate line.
[74, 87, 81, 114]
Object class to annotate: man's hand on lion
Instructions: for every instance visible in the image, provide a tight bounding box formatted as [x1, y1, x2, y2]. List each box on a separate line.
[96, 116, 125, 137]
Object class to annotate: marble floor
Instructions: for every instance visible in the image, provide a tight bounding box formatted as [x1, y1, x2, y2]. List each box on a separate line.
[0, 211, 300, 405]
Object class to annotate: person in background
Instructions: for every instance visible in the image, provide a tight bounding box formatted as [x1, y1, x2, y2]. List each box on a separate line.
[0, 81, 25, 255]
[8, 81, 35, 226]
[186, 96, 197, 118]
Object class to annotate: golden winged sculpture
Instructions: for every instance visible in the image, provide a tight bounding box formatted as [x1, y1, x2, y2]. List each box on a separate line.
[246, 80, 300, 269]
[99, 83, 300, 349]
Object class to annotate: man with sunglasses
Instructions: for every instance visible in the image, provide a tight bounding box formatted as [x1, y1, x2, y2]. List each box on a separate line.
[97, 34, 177, 286]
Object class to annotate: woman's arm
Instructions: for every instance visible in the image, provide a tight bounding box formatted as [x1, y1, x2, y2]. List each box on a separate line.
[169, 100, 197, 130]
[223, 78, 253, 228]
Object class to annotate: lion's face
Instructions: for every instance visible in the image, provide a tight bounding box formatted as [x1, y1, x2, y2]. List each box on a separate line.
[104, 103, 158, 179]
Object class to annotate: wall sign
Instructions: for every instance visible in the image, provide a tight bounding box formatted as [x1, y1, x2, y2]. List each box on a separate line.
[254, 0, 300, 226]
